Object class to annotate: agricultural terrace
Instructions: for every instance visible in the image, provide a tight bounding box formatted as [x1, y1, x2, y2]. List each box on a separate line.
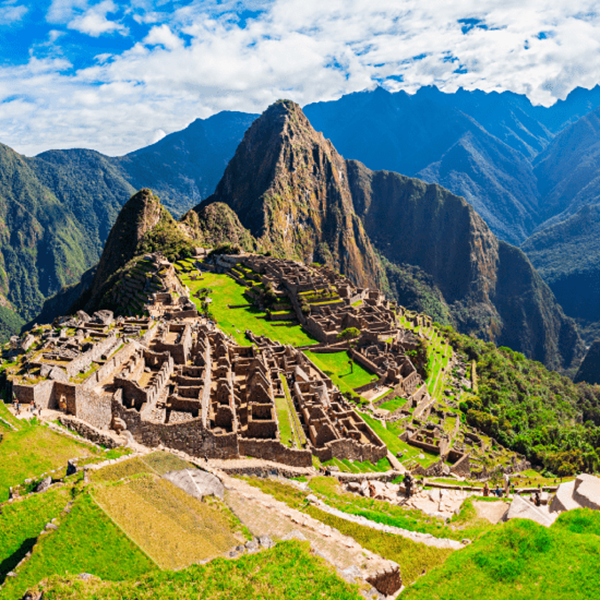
[0, 419, 103, 502]
[0, 491, 156, 600]
[175, 263, 317, 347]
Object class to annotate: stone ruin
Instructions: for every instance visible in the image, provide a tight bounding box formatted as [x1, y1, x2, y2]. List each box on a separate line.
[7, 293, 388, 468]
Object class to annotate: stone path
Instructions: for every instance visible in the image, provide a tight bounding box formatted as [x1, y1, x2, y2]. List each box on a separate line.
[309, 497, 464, 550]
[220, 473, 399, 588]
[403, 487, 476, 520]
[207, 457, 314, 478]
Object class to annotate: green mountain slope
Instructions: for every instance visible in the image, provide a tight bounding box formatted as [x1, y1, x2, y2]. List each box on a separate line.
[522, 204, 600, 324]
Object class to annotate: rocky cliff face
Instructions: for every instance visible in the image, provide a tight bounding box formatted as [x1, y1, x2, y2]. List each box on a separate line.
[195, 100, 384, 289]
[345, 159, 582, 370]
[575, 341, 600, 384]
[522, 204, 600, 325]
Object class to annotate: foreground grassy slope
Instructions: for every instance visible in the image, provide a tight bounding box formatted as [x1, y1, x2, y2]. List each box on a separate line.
[28, 540, 363, 600]
[0, 488, 70, 585]
[0, 491, 156, 600]
[0, 421, 96, 502]
[402, 511, 600, 600]
[244, 478, 454, 585]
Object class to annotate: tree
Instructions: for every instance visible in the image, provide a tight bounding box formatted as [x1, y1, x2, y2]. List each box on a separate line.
[337, 327, 360, 341]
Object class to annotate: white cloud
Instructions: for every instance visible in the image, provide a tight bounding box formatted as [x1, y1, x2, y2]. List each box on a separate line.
[5, 0, 600, 155]
[47, 0, 89, 24]
[144, 24, 182, 49]
[0, 1, 27, 25]
[67, 0, 127, 36]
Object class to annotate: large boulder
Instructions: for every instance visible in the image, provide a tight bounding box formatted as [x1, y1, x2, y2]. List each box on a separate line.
[503, 494, 555, 527]
[162, 468, 224, 500]
[573, 473, 600, 510]
[550, 480, 580, 513]
[93, 310, 114, 325]
[49, 366, 68, 382]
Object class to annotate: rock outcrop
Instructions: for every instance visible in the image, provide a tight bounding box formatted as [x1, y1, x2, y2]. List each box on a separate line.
[574, 340, 600, 384]
[550, 473, 600, 513]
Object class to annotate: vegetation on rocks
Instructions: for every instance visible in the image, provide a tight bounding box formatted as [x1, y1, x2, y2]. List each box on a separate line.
[441, 324, 600, 475]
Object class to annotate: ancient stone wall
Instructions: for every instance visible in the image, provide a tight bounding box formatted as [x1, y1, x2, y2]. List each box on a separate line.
[238, 438, 313, 467]
[66, 334, 117, 378]
[314, 438, 387, 464]
[75, 388, 112, 430]
[449, 452, 471, 477]
[13, 380, 55, 408]
[57, 415, 121, 449]
[82, 341, 137, 389]
[112, 396, 239, 459]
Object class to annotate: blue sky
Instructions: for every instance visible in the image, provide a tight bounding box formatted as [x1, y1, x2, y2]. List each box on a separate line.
[2, 0, 600, 155]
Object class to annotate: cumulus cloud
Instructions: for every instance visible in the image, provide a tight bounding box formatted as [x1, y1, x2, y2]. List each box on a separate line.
[67, 0, 127, 36]
[0, 0, 27, 25]
[4, 0, 600, 155]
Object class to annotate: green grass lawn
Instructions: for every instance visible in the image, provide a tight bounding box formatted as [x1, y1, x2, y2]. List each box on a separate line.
[322, 456, 392, 473]
[28, 540, 363, 600]
[274, 396, 293, 447]
[357, 412, 439, 468]
[402, 512, 600, 600]
[0, 487, 71, 584]
[181, 272, 318, 347]
[0, 401, 22, 430]
[379, 396, 408, 412]
[304, 351, 377, 390]
[0, 424, 96, 502]
[0, 492, 156, 600]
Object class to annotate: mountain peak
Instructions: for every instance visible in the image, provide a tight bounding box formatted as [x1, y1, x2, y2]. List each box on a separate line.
[85, 189, 164, 306]
[194, 102, 383, 288]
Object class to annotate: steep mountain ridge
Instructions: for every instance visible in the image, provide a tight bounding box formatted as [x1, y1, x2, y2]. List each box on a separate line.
[346, 161, 581, 370]
[116, 111, 257, 216]
[195, 100, 384, 290]
[533, 106, 600, 225]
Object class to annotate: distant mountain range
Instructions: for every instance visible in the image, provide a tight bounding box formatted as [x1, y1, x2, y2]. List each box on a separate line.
[3, 85, 600, 375]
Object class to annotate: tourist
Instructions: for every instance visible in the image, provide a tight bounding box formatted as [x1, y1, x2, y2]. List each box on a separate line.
[483, 482, 490, 497]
